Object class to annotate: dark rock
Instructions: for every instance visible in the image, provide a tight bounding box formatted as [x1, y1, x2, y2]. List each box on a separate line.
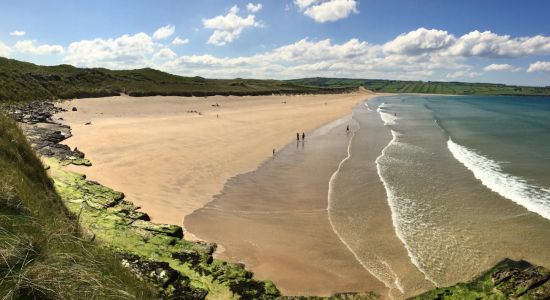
[119, 253, 207, 300]
[72, 107, 77, 111]
[4, 101, 89, 164]
[171, 250, 203, 266]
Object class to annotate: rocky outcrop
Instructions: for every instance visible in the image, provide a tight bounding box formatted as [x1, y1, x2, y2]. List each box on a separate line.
[412, 258, 550, 299]
[4, 101, 90, 165]
[3, 100, 281, 299]
[120, 253, 208, 299]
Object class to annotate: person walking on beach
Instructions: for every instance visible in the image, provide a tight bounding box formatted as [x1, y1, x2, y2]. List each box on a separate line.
[302, 132, 305, 141]
[273, 148, 276, 157]
[346, 125, 350, 133]
[296, 132, 300, 141]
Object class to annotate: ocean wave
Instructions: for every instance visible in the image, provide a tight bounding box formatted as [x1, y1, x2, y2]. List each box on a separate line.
[375, 129, 440, 286]
[364, 102, 373, 111]
[447, 139, 550, 221]
[377, 107, 398, 126]
[327, 121, 405, 297]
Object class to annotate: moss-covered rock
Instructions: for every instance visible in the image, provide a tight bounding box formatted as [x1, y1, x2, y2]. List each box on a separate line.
[412, 259, 550, 300]
[44, 157, 281, 299]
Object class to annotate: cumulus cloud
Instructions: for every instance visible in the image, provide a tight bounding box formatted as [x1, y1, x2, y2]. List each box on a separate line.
[0, 41, 11, 57]
[527, 61, 550, 73]
[14, 40, 64, 55]
[172, 37, 189, 45]
[203, 5, 261, 46]
[154, 48, 177, 60]
[446, 70, 482, 79]
[384, 28, 455, 55]
[246, 3, 263, 13]
[9, 30, 26, 36]
[63, 32, 155, 68]
[483, 63, 521, 72]
[446, 30, 550, 58]
[160, 36, 459, 80]
[296, 0, 358, 23]
[153, 25, 175, 40]
[30, 27, 549, 82]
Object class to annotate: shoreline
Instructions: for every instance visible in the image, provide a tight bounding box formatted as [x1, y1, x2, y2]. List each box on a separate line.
[4, 95, 547, 299]
[54, 91, 382, 234]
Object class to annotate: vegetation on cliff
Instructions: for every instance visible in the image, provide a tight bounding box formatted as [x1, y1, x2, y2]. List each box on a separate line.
[0, 113, 157, 299]
[412, 259, 550, 299]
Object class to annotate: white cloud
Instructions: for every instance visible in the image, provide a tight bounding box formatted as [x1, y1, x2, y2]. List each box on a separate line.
[483, 63, 521, 72]
[9, 30, 26, 36]
[295, 0, 320, 9]
[172, 37, 189, 45]
[154, 48, 177, 60]
[527, 61, 550, 73]
[446, 30, 550, 58]
[246, 3, 263, 13]
[203, 5, 261, 46]
[23, 26, 546, 83]
[14, 40, 64, 55]
[297, 0, 358, 23]
[63, 32, 155, 68]
[384, 28, 455, 55]
[0, 41, 11, 57]
[153, 25, 175, 40]
[446, 70, 482, 79]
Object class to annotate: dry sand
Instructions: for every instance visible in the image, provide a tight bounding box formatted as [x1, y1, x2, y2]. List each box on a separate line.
[57, 92, 378, 234]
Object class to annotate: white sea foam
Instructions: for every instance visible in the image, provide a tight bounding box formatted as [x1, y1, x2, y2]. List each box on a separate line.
[364, 102, 373, 111]
[377, 106, 398, 125]
[375, 130, 440, 286]
[327, 121, 405, 297]
[447, 138, 550, 221]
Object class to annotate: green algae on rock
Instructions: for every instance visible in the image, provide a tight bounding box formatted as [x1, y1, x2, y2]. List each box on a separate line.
[45, 157, 280, 299]
[412, 259, 550, 300]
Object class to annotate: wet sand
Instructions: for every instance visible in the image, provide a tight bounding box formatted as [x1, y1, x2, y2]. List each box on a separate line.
[56, 92, 378, 232]
[185, 115, 388, 296]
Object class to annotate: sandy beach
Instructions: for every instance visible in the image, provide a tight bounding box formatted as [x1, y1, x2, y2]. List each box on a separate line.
[57, 92, 378, 233]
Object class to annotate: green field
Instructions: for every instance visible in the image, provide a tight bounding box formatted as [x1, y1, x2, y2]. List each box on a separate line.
[288, 77, 550, 96]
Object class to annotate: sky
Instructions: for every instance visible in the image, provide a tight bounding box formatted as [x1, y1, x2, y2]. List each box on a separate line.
[1, 0, 550, 86]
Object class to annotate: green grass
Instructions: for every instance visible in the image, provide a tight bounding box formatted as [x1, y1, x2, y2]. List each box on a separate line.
[0, 57, 352, 103]
[288, 77, 550, 96]
[0, 113, 156, 299]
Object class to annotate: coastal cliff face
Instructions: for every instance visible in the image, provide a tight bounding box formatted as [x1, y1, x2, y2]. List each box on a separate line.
[2, 100, 280, 299]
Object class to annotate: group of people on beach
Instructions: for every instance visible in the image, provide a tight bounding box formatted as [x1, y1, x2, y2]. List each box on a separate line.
[273, 125, 351, 157]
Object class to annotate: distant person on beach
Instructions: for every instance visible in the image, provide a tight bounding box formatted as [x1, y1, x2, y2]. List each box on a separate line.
[302, 132, 305, 140]
[273, 148, 275, 156]
[346, 125, 350, 132]
[297, 132, 300, 141]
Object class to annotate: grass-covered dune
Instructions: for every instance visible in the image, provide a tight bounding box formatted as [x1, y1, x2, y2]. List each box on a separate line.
[0, 57, 354, 103]
[288, 77, 550, 96]
[0, 113, 157, 299]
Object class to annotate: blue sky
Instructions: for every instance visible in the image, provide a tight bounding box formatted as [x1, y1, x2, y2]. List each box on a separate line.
[1, 0, 549, 86]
